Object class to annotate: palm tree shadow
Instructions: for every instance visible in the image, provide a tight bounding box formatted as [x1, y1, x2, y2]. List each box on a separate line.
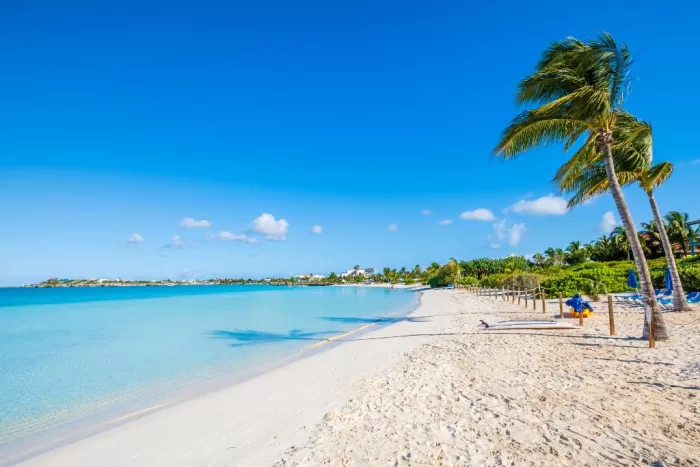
[318, 316, 429, 324]
[210, 329, 338, 348]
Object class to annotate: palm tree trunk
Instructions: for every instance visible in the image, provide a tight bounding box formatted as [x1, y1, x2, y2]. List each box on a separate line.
[647, 191, 690, 311]
[601, 141, 669, 340]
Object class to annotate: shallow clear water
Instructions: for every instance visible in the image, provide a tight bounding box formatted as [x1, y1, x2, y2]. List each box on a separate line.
[0, 285, 417, 445]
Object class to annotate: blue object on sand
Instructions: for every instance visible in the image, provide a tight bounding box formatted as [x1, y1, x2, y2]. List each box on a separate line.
[665, 267, 673, 291]
[565, 294, 594, 313]
[627, 269, 639, 289]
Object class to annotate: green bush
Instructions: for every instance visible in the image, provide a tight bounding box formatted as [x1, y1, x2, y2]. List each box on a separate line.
[479, 273, 510, 288]
[501, 273, 544, 291]
[458, 276, 479, 286]
[541, 263, 631, 298]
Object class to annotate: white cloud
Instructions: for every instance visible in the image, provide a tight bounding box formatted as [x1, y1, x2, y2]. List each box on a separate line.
[311, 225, 323, 234]
[180, 217, 211, 228]
[251, 213, 288, 240]
[691, 159, 700, 165]
[490, 243, 500, 249]
[127, 233, 144, 244]
[508, 194, 568, 215]
[437, 219, 453, 225]
[388, 223, 399, 231]
[599, 211, 617, 234]
[421, 209, 432, 215]
[209, 231, 248, 241]
[493, 219, 506, 240]
[163, 235, 194, 249]
[460, 208, 495, 221]
[508, 223, 526, 246]
[246, 237, 265, 244]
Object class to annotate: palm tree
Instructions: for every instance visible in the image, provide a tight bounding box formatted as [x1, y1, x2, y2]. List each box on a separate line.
[412, 264, 422, 277]
[554, 117, 689, 312]
[447, 258, 462, 283]
[609, 227, 631, 260]
[640, 221, 662, 257]
[531, 253, 545, 266]
[493, 33, 667, 340]
[665, 211, 692, 257]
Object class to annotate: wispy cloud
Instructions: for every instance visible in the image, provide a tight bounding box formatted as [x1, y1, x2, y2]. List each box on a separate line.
[311, 225, 323, 234]
[490, 243, 500, 249]
[251, 213, 288, 240]
[599, 211, 617, 234]
[437, 219, 453, 225]
[180, 218, 211, 228]
[127, 233, 144, 244]
[508, 194, 568, 215]
[691, 159, 700, 165]
[209, 231, 247, 241]
[508, 223, 526, 246]
[421, 209, 432, 215]
[388, 223, 399, 231]
[208, 232, 263, 244]
[493, 219, 506, 240]
[460, 208, 495, 221]
[162, 235, 194, 249]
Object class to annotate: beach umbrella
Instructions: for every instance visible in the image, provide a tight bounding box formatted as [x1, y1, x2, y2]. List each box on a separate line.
[627, 269, 639, 289]
[665, 267, 673, 290]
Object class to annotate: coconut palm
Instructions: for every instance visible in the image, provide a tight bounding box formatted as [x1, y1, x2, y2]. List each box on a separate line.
[554, 117, 689, 312]
[493, 33, 667, 340]
[447, 258, 462, 283]
[665, 211, 692, 257]
[531, 253, 545, 266]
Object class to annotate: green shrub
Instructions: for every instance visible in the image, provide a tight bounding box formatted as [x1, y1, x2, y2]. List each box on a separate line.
[458, 276, 479, 286]
[479, 273, 510, 288]
[501, 273, 545, 291]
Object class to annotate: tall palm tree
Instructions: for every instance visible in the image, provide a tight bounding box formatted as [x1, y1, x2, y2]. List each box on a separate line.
[554, 117, 689, 312]
[493, 33, 667, 340]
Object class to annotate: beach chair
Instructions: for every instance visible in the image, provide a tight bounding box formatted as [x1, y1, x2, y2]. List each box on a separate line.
[655, 289, 672, 300]
[687, 291, 700, 303]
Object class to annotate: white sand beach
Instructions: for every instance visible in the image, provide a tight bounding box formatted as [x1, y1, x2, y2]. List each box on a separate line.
[17, 289, 700, 466]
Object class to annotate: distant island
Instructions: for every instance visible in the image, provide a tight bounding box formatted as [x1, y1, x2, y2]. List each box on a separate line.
[23, 277, 330, 288]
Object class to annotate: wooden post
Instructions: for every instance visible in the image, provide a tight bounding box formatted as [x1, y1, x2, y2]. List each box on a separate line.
[524, 291, 528, 308]
[579, 308, 584, 326]
[541, 287, 546, 313]
[607, 295, 615, 336]
[517, 289, 521, 305]
[559, 292, 564, 319]
[502, 287, 505, 301]
[649, 305, 656, 349]
[532, 289, 537, 311]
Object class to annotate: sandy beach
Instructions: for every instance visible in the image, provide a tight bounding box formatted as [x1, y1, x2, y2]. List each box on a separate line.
[15, 289, 700, 466]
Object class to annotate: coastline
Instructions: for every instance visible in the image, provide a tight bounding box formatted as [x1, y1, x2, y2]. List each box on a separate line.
[12, 288, 454, 467]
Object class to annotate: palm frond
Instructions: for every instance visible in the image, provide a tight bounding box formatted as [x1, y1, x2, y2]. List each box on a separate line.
[493, 112, 586, 159]
[587, 32, 633, 109]
[642, 161, 674, 190]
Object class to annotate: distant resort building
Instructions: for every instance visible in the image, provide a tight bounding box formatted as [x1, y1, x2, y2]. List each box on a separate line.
[340, 269, 368, 278]
[294, 274, 326, 282]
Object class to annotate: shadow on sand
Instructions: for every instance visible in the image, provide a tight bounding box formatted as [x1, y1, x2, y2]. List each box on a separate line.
[211, 315, 431, 347]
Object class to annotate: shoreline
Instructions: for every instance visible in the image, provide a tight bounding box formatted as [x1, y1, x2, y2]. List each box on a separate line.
[9, 289, 448, 467]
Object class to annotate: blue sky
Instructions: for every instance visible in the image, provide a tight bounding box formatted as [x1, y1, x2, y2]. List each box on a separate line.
[2, 0, 698, 285]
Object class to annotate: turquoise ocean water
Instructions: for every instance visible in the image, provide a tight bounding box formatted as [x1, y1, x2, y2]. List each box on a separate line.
[0, 285, 418, 456]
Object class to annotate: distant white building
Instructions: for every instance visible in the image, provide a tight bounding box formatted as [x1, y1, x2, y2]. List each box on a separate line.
[295, 274, 327, 282]
[340, 269, 367, 278]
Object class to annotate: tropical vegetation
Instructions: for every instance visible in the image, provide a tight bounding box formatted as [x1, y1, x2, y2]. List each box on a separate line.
[491, 33, 679, 339]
